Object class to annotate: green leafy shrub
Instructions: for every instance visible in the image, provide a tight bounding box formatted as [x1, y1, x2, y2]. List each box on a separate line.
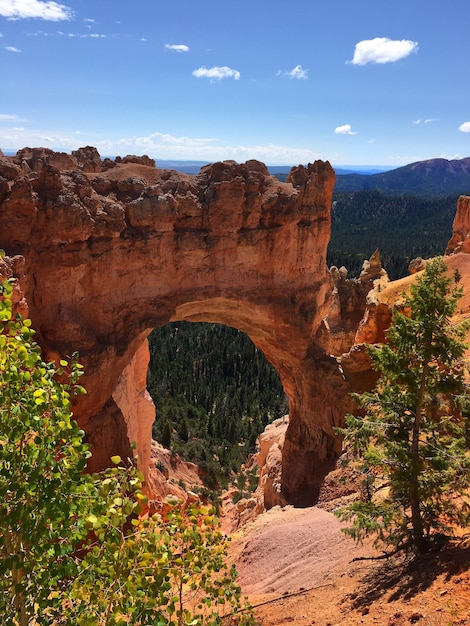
[0, 277, 89, 624]
[0, 276, 254, 625]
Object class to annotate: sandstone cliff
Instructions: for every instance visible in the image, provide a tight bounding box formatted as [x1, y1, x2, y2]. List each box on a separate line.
[446, 195, 470, 254]
[0, 147, 354, 506]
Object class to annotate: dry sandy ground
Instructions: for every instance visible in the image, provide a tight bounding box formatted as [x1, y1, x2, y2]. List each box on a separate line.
[228, 505, 470, 626]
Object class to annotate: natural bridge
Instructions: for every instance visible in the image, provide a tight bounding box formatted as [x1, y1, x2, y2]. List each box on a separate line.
[0, 147, 353, 506]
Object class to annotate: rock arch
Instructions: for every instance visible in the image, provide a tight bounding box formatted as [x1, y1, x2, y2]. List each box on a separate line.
[0, 148, 350, 506]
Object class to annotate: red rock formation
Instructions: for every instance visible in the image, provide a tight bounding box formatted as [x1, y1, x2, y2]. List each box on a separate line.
[325, 249, 389, 355]
[446, 195, 470, 254]
[0, 147, 350, 506]
[257, 417, 288, 509]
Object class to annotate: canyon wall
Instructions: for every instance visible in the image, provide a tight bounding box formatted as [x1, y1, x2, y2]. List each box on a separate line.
[447, 195, 470, 254]
[1, 147, 357, 506]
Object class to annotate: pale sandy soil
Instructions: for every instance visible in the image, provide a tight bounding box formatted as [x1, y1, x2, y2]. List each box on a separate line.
[229, 505, 470, 626]
[154, 432, 470, 625]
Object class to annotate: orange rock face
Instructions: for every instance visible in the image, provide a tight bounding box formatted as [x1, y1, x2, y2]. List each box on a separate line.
[0, 147, 350, 506]
[446, 195, 470, 254]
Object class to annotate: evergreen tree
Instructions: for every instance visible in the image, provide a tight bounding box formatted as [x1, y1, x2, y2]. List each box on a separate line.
[161, 418, 172, 449]
[179, 418, 189, 442]
[336, 257, 470, 554]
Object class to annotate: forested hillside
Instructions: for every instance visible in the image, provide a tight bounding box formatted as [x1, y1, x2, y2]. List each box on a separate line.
[332, 157, 470, 196]
[328, 191, 457, 279]
[147, 323, 288, 487]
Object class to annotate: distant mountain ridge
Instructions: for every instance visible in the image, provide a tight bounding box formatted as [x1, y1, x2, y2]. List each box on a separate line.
[333, 157, 470, 197]
[154, 161, 394, 177]
[4, 150, 469, 196]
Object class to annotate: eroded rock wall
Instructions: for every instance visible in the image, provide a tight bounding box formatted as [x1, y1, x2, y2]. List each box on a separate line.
[446, 195, 470, 254]
[0, 147, 350, 505]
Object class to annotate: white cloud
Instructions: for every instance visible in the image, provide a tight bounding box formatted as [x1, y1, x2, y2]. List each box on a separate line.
[0, 127, 324, 165]
[334, 124, 358, 135]
[5, 45, 20, 51]
[290, 64, 308, 79]
[0, 0, 73, 21]
[165, 43, 189, 53]
[413, 118, 439, 125]
[349, 37, 418, 65]
[0, 113, 27, 121]
[110, 133, 322, 164]
[442, 153, 463, 160]
[192, 66, 240, 81]
[62, 31, 106, 38]
[277, 64, 308, 79]
[459, 121, 470, 133]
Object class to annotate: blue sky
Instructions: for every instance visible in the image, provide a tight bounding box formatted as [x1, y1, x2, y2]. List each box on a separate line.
[1, 0, 470, 166]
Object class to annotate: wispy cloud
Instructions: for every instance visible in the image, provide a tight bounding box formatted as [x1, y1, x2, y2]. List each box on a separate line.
[0, 0, 73, 21]
[334, 124, 358, 135]
[413, 118, 439, 125]
[62, 31, 106, 38]
[5, 45, 21, 52]
[277, 64, 308, 80]
[459, 121, 470, 133]
[192, 66, 240, 82]
[32, 29, 107, 38]
[0, 113, 27, 122]
[349, 37, 418, 65]
[110, 133, 323, 164]
[165, 43, 189, 53]
[0, 127, 325, 165]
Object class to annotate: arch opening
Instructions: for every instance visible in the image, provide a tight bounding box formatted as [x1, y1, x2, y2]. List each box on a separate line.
[147, 321, 289, 492]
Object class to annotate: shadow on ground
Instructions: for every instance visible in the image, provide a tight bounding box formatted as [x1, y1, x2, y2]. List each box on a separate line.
[345, 541, 470, 611]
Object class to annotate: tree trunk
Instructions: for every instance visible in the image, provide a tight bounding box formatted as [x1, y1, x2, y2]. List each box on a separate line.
[409, 362, 428, 554]
[5, 530, 30, 626]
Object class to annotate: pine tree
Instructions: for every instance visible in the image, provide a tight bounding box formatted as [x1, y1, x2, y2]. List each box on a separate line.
[161, 418, 172, 449]
[336, 257, 470, 554]
[179, 418, 189, 442]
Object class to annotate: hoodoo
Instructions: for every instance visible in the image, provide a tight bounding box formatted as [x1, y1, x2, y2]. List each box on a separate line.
[0, 146, 352, 506]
